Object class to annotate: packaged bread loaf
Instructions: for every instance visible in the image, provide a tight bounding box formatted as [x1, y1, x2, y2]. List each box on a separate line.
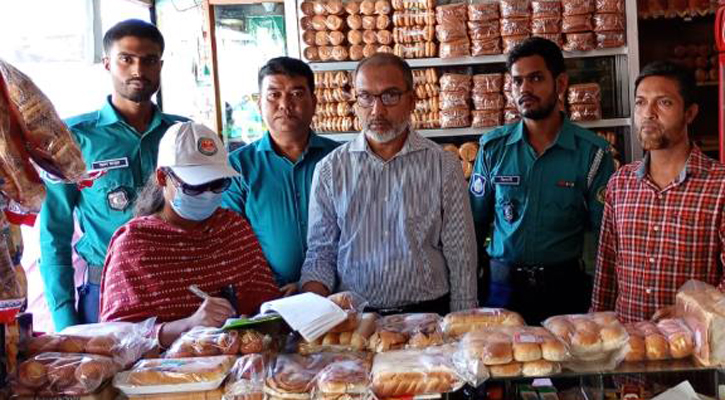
[468, 1, 500, 21]
[562, 14, 593, 33]
[439, 38, 470, 58]
[595, 0, 624, 13]
[441, 108, 471, 128]
[368, 313, 444, 352]
[264, 353, 368, 400]
[224, 354, 267, 400]
[458, 141, 480, 162]
[371, 345, 465, 397]
[393, 25, 435, 43]
[15, 352, 119, 397]
[532, 0, 562, 17]
[473, 73, 504, 94]
[164, 327, 263, 358]
[300, 313, 378, 354]
[468, 20, 501, 40]
[392, 10, 436, 26]
[313, 357, 373, 400]
[656, 318, 694, 359]
[675, 280, 725, 366]
[436, 24, 468, 42]
[532, 16, 562, 34]
[391, 0, 435, 11]
[440, 73, 472, 92]
[436, 3, 467, 25]
[473, 93, 504, 111]
[563, 32, 595, 52]
[503, 35, 530, 53]
[471, 38, 503, 56]
[595, 31, 624, 48]
[115, 355, 236, 395]
[569, 103, 601, 121]
[500, 0, 532, 18]
[567, 83, 601, 104]
[28, 319, 156, 368]
[593, 13, 625, 32]
[500, 17, 532, 36]
[472, 110, 503, 128]
[440, 90, 469, 110]
[562, 0, 595, 15]
[412, 68, 438, 85]
[394, 42, 437, 58]
[442, 308, 525, 338]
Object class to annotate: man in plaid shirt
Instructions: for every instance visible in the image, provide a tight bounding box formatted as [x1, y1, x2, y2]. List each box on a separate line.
[591, 61, 725, 323]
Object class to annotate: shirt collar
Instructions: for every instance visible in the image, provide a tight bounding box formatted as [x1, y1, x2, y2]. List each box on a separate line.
[505, 114, 576, 151]
[257, 130, 325, 153]
[350, 129, 427, 157]
[636, 145, 711, 183]
[96, 95, 170, 130]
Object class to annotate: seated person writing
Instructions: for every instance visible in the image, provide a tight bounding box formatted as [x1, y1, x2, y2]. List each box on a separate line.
[99, 122, 280, 347]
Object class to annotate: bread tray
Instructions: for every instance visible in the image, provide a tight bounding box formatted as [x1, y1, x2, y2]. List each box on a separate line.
[113, 372, 226, 395]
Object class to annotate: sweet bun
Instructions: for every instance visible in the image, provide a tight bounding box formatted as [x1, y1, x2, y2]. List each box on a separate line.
[363, 44, 377, 57]
[348, 30, 363, 45]
[303, 30, 317, 46]
[600, 325, 627, 351]
[48, 363, 76, 389]
[301, 1, 315, 15]
[84, 336, 116, 356]
[375, 0, 392, 15]
[312, 15, 327, 31]
[645, 334, 669, 361]
[522, 360, 557, 377]
[326, 15, 344, 30]
[349, 45, 365, 60]
[18, 360, 48, 388]
[347, 14, 363, 29]
[27, 335, 60, 355]
[513, 342, 541, 362]
[316, 31, 330, 46]
[75, 359, 105, 387]
[346, 0, 361, 14]
[482, 342, 513, 365]
[362, 15, 377, 30]
[489, 362, 522, 378]
[590, 312, 619, 326]
[541, 339, 568, 362]
[326, 0, 344, 15]
[58, 336, 89, 354]
[570, 330, 602, 354]
[626, 335, 646, 362]
[313, 0, 327, 15]
[360, 0, 375, 15]
[329, 30, 345, 46]
[239, 330, 265, 354]
[668, 333, 694, 359]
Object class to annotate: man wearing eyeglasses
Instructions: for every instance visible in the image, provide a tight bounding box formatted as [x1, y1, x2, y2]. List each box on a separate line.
[300, 53, 477, 315]
[38, 19, 188, 331]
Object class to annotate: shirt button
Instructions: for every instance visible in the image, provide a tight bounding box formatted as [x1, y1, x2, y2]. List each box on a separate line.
[645, 288, 653, 294]
[653, 225, 659, 232]
[384, 197, 388, 202]
[649, 257, 655, 264]
[296, 192, 301, 198]
[657, 194, 663, 200]
[384, 230, 389, 236]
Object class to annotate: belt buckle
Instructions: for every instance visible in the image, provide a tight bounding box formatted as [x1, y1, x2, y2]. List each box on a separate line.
[516, 265, 544, 287]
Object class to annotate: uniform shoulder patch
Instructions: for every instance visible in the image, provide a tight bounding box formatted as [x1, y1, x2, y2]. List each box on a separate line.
[479, 126, 510, 147]
[470, 173, 487, 197]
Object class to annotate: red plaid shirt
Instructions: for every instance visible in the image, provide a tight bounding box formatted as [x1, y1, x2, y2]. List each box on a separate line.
[591, 147, 725, 323]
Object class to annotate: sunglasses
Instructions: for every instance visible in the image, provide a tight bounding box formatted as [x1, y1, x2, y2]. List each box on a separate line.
[164, 168, 231, 196]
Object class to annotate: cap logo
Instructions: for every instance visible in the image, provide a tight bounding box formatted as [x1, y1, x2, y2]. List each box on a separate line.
[198, 137, 218, 156]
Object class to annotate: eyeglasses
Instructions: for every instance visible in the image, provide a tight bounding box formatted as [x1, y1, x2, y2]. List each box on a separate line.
[357, 90, 408, 108]
[164, 168, 231, 196]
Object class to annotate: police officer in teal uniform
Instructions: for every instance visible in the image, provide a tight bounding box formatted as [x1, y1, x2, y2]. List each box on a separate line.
[39, 20, 187, 331]
[469, 37, 614, 324]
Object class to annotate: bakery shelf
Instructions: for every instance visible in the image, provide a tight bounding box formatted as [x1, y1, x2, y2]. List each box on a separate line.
[308, 48, 629, 71]
[317, 118, 632, 142]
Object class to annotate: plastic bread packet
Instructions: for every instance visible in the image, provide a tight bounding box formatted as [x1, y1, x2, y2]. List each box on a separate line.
[500, 17, 532, 36]
[468, 0, 500, 21]
[440, 90, 470, 111]
[27, 318, 157, 369]
[500, 0, 532, 18]
[472, 110, 503, 128]
[656, 318, 695, 359]
[440, 108, 472, 128]
[569, 103, 601, 121]
[327, 291, 369, 333]
[442, 307, 525, 339]
[472, 92, 504, 111]
[223, 354, 267, 400]
[561, 14, 593, 33]
[300, 312, 379, 354]
[543, 312, 628, 358]
[567, 82, 601, 104]
[562, 32, 595, 52]
[311, 356, 373, 400]
[531, 16, 562, 34]
[471, 38, 503, 56]
[595, 0, 624, 13]
[436, 23, 469, 42]
[595, 31, 625, 48]
[468, 20, 501, 40]
[439, 38, 471, 58]
[593, 12, 625, 32]
[368, 313, 445, 352]
[15, 352, 119, 397]
[439, 73, 472, 92]
[562, 0, 595, 16]
[165, 326, 250, 358]
[472, 73, 504, 94]
[435, 2, 468, 25]
[503, 35, 530, 54]
[532, 0, 562, 17]
[372, 345, 466, 398]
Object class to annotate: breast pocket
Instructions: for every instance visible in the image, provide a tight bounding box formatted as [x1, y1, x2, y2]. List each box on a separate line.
[494, 183, 525, 224]
[543, 176, 583, 230]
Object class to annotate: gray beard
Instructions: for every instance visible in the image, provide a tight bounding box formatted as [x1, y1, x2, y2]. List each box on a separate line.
[363, 121, 409, 143]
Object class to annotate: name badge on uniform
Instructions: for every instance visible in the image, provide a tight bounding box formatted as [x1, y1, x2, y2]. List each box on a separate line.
[493, 175, 520, 186]
[107, 187, 131, 211]
[91, 157, 129, 171]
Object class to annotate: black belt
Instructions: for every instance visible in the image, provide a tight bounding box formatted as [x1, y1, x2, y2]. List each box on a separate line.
[365, 293, 450, 316]
[490, 259, 583, 287]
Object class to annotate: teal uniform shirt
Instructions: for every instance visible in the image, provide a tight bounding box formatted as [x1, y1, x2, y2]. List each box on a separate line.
[469, 117, 614, 266]
[222, 131, 339, 286]
[39, 96, 187, 331]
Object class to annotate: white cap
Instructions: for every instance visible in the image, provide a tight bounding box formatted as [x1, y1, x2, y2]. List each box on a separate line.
[157, 122, 239, 185]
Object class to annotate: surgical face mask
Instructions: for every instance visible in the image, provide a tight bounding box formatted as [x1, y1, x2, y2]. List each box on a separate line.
[169, 189, 222, 221]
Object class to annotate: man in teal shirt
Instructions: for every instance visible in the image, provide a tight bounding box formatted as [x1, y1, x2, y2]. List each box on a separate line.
[469, 37, 614, 324]
[223, 57, 338, 295]
[39, 20, 187, 331]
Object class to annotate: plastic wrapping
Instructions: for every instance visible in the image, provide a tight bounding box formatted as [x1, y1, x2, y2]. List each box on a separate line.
[562, 0, 595, 16]
[368, 313, 445, 352]
[569, 103, 601, 121]
[503, 35, 530, 53]
[377, 14, 391, 29]
[311, 15, 327, 30]
[442, 308, 525, 338]
[542, 312, 629, 371]
[595, 0, 624, 13]
[472, 93, 504, 110]
[468, 20, 501, 40]
[675, 279, 725, 367]
[414, 82, 441, 98]
[392, 10, 436, 26]
[164, 327, 265, 358]
[0, 60, 86, 184]
[623, 319, 694, 362]
[114, 355, 236, 395]
[304, 46, 320, 61]
[439, 73, 472, 92]
[567, 83, 601, 104]
[300, 313, 378, 354]
[439, 38, 470, 58]
[376, 30, 393, 45]
[313, 116, 355, 132]
[391, 0, 435, 11]
[411, 111, 441, 129]
[360, 0, 375, 15]
[500, 0, 532, 18]
[440, 108, 470, 128]
[531, 16, 562, 34]
[415, 98, 440, 113]
[532, 0, 562, 17]
[468, 1, 500, 21]
[500, 18, 532, 37]
[15, 352, 119, 397]
[362, 15, 376, 30]
[375, 0, 392, 14]
[471, 38, 503, 56]
[563, 32, 595, 52]
[223, 354, 267, 400]
[393, 26, 435, 43]
[595, 31, 625, 48]
[503, 91, 516, 109]
[472, 111, 502, 128]
[473, 73, 504, 94]
[312, 357, 373, 400]
[301, 1, 316, 16]
[327, 0, 345, 15]
[440, 90, 470, 110]
[561, 14, 593, 33]
[265, 353, 368, 399]
[593, 13, 625, 32]
[436, 24, 468, 42]
[412, 68, 438, 85]
[435, 3, 468, 25]
[657, 318, 694, 359]
[394, 42, 437, 58]
[371, 345, 465, 398]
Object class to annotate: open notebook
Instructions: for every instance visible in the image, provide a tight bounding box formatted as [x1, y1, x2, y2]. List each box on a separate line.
[260, 292, 347, 342]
